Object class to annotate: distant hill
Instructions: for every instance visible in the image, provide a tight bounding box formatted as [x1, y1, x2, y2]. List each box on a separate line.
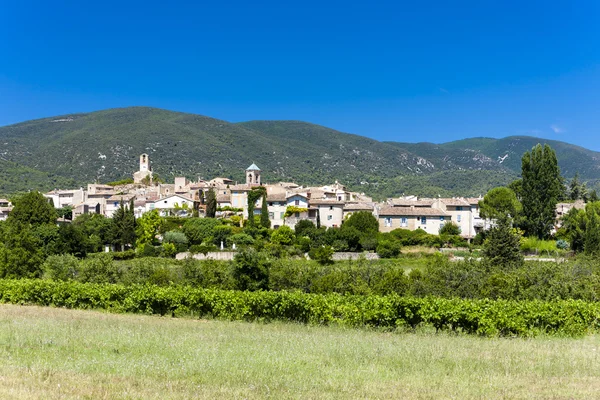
[0, 107, 598, 198]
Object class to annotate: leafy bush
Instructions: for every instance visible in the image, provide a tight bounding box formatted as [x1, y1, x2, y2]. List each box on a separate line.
[271, 226, 295, 245]
[309, 246, 334, 265]
[77, 254, 121, 284]
[376, 240, 401, 258]
[232, 249, 270, 291]
[42, 254, 79, 281]
[1, 279, 598, 337]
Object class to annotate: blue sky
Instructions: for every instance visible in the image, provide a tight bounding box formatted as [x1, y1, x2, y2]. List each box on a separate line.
[1, 1, 599, 149]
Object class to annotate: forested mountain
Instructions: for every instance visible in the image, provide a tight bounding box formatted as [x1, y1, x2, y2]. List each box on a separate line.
[0, 107, 598, 198]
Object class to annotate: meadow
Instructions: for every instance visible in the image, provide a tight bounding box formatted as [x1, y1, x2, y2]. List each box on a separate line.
[1, 304, 599, 399]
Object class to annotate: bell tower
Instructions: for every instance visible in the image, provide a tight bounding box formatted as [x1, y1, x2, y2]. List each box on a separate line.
[246, 163, 261, 185]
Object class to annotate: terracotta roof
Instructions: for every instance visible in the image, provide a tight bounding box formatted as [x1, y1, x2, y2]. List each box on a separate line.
[107, 194, 136, 202]
[217, 194, 231, 202]
[389, 199, 435, 207]
[344, 203, 375, 211]
[267, 193, 287, 202]
[441, 198, 471, 207]
[286, 193, 308, 199]
[379, 206, 450, 217]
[310, 199, 344, 206]
[466, 197, 483, 204]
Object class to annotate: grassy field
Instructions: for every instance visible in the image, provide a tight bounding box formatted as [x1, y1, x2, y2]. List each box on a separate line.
[0, 305, 599, 399]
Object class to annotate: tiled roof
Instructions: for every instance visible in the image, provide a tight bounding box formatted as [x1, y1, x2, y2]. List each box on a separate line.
[389, 199, 435, 207]
[267, 193, 287, 202]
[441, 198, 471, 207]
[217, 194, 231, 202]
[246, 163, 260, 171]
[310, 199, 345, 206]
[107, 194, 136, 202]
[379, 206, 450, 217]
[344, 203, 375, 211]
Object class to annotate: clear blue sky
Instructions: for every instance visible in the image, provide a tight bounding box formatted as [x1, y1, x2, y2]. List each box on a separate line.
[1, 1, 599, 149]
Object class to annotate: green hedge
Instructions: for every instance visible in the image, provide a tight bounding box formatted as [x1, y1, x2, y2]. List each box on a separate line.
[0, 279, 598, 337]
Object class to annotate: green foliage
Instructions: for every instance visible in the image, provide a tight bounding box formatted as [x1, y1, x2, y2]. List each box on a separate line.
[162, 242, 178, 258]
[182, 218, 219, 245]
[479, 186, 521, 220]
[163, 231, 189, 245]
[205, 188, 217, 218]
[271, 226, 295, 245]
[246, 186, 266, 227]
[295, 220, 316, 237]
[521, 144, 563, 239]
[483, 216, 524, 269]
[1, 278, 599, 336]
[77, 254, 122, 284]
[260, 196, 270, 229]
[42, 254, 79, 281]
[111, 199, 136, 251]
[229, 233, 255, 247]
[232, 249, 270, 291]
[584, 211, 600, 256]
[106, 178, 134, 186]
[439, 222, 461, 236]
[309, 246, 334, 265]
[135, 210, 162, 247]
[376, 240, 402, 258]
[343, 211, 379, 235]
[520, 237, 558, 255]
[8, 191, 57, 226]
[0, 224, 44, 278]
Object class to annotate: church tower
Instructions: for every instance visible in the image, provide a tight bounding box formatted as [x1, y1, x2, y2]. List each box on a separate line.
[246, 163, 261, 185]
[133, 153, 153, 184]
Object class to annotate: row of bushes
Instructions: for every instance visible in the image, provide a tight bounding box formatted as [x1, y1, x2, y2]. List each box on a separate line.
[42, 253, 600, 301]
[0, 279, 597, 337]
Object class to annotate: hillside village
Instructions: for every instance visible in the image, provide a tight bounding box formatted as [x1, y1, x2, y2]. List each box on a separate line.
[7, 154, 495, 238]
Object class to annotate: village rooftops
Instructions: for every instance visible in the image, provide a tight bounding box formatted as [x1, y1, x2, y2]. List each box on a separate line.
[379, 206, 450, 217]
[106, 194, 136, 202]
[343, 203, 375, 211]
[266, 193, 287, 202]
[389, 198, 436, 207]
[440, 198, 471, 207]
[309, 199, 345, 205]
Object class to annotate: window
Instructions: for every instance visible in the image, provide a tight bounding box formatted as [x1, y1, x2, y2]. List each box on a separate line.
[269, 202, 273, 206]
[385, 217, 392, 227]
[456, 206, 463, 211]
[268, 212, 274, 219]
[295, 212, 299, 218]
[327, 215, 332, 221]
[295, 199, 300, 206]
[401, 217, 407, 227]
[329, 206, 333, 210]
[440, 216, 444, 221]
[457, 215, 462, 222]
[280, 212, 284, 219]
[421, 217, 427, 225]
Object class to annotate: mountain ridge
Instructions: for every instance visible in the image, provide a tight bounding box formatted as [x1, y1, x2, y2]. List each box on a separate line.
[0, 107, 597, 198]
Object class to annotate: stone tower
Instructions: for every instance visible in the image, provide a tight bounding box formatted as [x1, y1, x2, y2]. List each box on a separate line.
[133, 153, 153, 184]
[246, 163, 261, 185]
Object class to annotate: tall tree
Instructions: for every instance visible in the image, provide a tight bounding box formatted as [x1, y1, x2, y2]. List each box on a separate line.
[520, 144, 563, 239]
[584, 210, 600, 255]
[260, 195, 270, 229]
[111, 200, 136, 251]
[206, 188, 217, 218]
[569, 173, 585, 201]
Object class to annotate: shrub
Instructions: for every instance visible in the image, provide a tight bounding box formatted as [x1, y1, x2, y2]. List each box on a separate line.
[162, 242, 177, 258]
[271, 226, 295, 246]
[309, 245, 334, 265]
[376, 240, 401, 258]
[77, 254, 121, 284]
[232, 249, 270, 291]
[42, 254, 79, 281]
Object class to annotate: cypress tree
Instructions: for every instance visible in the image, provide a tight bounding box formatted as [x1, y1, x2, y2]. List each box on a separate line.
[260, 195, 270, 229]
[520, 144, 563, 239]
[206, 188, 217, 218]
[584, 211, 600, 255]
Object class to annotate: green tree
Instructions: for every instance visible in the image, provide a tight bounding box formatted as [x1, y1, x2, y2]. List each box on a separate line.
[343, 211, 378, 235]
[569, 173, 584, 201]
[182, 217, 219, 245]
[232, 249, 270, 290]
[246, 186, 266, 227]
[479, 187, 521, 220]
[111, 200, 136, 251]
[271, 225, 295, 245]
[482, 215, 524, 269]
[205, 188, 217, 218]
[439, 222, 461, 236]
[584, 211, 600, 255]
[8, 191, 57, 226]
[520, 144, 563, 239]
[295, 220, 316, 237]
[0, 224, 44, 278]
[135, 209, 162, 247]
[260, 195, 271, 229]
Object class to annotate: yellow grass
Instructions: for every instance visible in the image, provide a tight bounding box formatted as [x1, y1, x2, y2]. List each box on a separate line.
[0, 304, 599, 399]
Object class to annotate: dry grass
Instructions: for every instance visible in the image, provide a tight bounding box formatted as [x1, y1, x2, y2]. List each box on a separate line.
[0, 304, 599, 399]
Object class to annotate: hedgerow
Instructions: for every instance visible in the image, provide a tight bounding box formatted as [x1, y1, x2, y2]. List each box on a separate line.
[0, 279, 598, 337]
